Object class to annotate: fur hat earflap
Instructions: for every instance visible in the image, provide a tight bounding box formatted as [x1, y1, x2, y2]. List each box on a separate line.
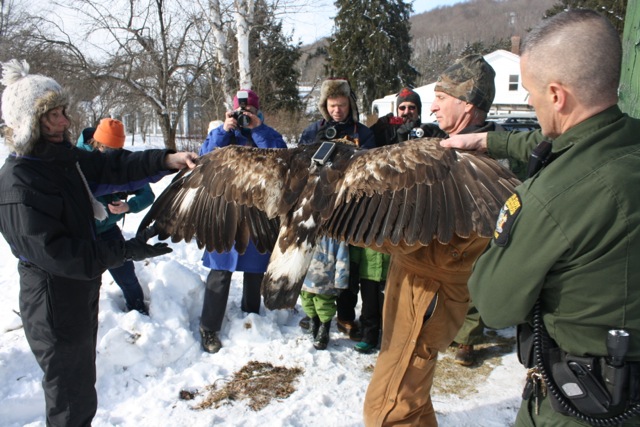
[318, 78, 359, 122]
[1, 59, 68, 155]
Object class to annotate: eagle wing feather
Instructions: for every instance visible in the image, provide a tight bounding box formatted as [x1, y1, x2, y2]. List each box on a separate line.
[323, 137, 519, 246]
[142, 138, 519, 311]
[138, 145, 292, 254]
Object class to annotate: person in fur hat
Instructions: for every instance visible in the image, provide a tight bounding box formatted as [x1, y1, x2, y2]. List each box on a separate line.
[299, 78, 375, 148]
[298, 78, 375, 341]
[369, 87, 446, 147]
[0, 59, 197, 426]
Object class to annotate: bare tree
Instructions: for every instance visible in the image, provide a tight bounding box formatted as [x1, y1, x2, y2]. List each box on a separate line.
[196, 0, 236, 109]
[32, 0, 211, 150]
[196, 0, 303, 112]
[196, 0, 255, 109]
[234, 0, 254, 89]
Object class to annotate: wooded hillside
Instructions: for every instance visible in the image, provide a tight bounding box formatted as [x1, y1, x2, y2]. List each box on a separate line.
[298, 0, 557, 87]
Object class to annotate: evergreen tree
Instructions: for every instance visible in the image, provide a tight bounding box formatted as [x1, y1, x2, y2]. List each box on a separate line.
[328, 0, 417, 113]
[545, 0, 627, 35]
[250, 0, 302, 112]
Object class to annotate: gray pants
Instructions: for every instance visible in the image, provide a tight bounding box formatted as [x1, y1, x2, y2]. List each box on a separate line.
[200, 269, 263, 332]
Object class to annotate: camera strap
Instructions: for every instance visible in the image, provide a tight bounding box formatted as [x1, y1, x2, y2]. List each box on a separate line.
[230, 131, 256, 147]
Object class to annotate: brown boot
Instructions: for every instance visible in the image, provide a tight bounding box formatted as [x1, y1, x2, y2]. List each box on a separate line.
[454, 344, 475, 366]
[336, 319, 362, 341]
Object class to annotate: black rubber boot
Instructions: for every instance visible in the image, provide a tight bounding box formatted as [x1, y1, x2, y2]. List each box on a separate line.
[310, 316, 321, 339]
[313, 321, 331, 350]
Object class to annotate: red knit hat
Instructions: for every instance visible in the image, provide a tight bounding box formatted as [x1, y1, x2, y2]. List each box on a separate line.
[93, 118, 125, 149]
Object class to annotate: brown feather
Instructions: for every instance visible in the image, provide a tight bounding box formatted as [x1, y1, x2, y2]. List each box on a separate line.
[139, 138, 520, 311]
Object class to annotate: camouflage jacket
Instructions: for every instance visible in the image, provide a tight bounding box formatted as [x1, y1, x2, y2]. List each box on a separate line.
[301, 236, 350, 295]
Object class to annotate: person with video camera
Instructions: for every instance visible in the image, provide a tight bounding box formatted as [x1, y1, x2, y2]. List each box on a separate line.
[198, 89, 286, 354]
[369, 87, 446, 148]
[298, 78, 375, 341]
[299, 78, 375, 149]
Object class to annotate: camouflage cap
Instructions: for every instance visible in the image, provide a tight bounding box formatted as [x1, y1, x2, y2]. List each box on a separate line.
[434, 54, 496, 112]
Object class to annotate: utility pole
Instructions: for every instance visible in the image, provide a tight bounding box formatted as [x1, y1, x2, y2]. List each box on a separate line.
[619, 2, 639, 118]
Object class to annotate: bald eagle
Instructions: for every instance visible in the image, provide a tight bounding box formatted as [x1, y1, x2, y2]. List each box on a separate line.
[138, 138, 520, 310]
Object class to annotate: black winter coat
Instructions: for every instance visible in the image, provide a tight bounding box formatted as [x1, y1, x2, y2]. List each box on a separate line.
[0, 140, 170, 280]
[369, 113, 447, 148]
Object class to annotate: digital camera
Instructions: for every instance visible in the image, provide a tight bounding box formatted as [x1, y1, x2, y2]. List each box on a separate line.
[410, 127, 425, 138]
[389, 116, 404, 125]
[232, 90, 252, 128]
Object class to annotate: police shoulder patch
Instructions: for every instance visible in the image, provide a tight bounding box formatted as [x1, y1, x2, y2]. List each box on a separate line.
[493, 193, 521, 247]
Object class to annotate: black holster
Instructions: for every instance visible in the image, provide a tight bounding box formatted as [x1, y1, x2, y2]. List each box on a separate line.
[550, 351, 614, 416]
[517, 323, 535, 368]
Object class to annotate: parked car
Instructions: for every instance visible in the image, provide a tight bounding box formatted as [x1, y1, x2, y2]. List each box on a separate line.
[488, 115, 540, 131]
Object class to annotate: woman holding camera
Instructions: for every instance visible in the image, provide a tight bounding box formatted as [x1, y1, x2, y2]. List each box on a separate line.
[201, 89, 285, 150]
[198, 89, 287, 353]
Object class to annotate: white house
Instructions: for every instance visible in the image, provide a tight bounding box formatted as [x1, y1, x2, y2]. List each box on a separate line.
[371, 49, 534, 122]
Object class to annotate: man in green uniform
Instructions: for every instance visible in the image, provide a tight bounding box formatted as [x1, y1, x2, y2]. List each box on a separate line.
[442, 9, 640, 426]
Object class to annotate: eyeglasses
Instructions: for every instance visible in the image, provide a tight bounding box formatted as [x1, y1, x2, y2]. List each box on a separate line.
[398, 105, 416, 111]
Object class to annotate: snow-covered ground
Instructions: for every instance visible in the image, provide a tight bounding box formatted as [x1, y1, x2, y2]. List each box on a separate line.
[0, 137, 525, 426]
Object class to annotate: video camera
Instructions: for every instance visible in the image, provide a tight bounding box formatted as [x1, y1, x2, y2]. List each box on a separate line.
[389, 116, 424, 138]
[231, 90, 252, 128]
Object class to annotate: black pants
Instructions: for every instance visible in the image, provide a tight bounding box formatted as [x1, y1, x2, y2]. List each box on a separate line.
[359, 279, 385, 346]
[336, 262, 360, 321]
[99, 226, 145, 312]
[200, 269, 263, 332]
[19, 261, 99, 427]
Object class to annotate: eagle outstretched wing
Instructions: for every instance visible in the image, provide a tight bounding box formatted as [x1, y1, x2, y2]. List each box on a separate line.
[139, 139, 520, 310]
[138, 145, 289, 254]
[320, 139, 518, 247]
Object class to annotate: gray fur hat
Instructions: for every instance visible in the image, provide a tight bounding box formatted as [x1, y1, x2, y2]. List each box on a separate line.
[1, 59, 69, 155]
[318, 78, 359, 122]
[434, 54, 496, 112]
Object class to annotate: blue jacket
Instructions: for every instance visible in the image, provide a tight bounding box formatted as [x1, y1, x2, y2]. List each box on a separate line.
[201, 123, 287, 151]
[200, 122, 286, 272]
[76, 133, 155, 235]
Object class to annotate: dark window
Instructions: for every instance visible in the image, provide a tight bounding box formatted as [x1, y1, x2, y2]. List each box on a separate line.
[509, 75, 519, 91]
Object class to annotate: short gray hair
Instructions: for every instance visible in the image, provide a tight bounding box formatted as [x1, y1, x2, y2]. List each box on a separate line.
[522, 9, 621, 106]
